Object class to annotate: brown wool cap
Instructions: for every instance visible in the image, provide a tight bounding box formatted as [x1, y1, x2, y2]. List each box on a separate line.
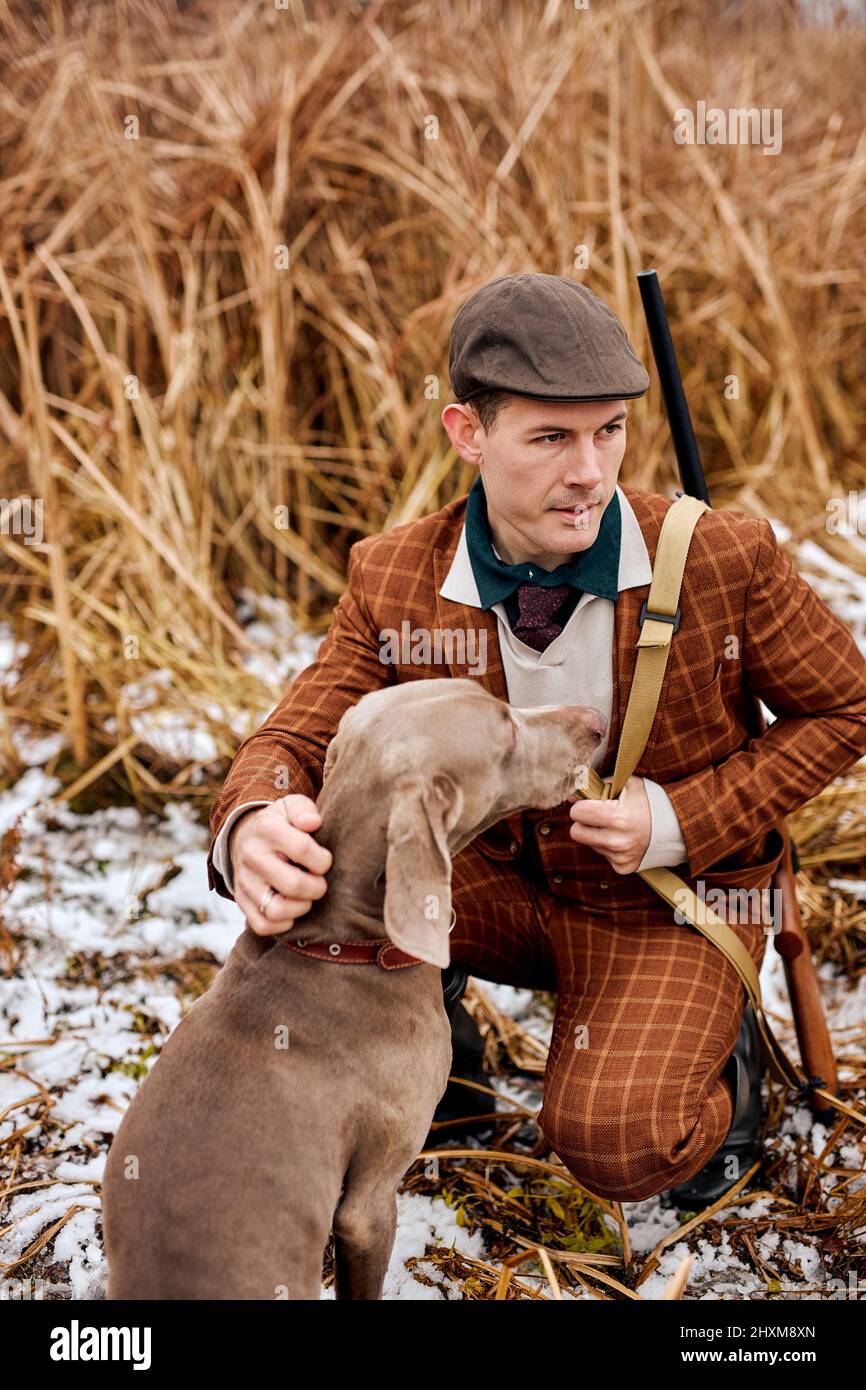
[448, 271, 650, 403]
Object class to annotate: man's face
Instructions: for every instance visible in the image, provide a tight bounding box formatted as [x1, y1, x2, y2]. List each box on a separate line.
[441, 395, 628, 569]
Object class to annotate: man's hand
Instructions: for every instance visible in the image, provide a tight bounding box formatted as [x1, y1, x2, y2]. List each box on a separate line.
[228, 794, 333, 936]
[568, 774, 652, 875]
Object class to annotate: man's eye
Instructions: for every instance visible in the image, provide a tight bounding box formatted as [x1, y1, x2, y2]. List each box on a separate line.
[535, 424, 623, 444]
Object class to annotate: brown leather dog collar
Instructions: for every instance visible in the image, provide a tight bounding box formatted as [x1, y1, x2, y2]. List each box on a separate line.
[279, 936, 424, 970]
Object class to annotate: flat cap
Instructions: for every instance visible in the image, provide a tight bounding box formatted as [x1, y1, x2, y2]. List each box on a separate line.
[448, 271, 650, 403]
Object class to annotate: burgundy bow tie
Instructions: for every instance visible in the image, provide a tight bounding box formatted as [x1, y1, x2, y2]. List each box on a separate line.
[512, 581, 572, 652]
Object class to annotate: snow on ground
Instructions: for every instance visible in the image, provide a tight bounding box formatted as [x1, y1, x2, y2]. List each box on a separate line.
[114, 590, 323, 766]
[1, 533, 865, 1301]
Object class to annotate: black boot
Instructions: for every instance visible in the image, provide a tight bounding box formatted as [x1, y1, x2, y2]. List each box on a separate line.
[424, 962, 496, 1146]
[665, 1002, 764, 1211]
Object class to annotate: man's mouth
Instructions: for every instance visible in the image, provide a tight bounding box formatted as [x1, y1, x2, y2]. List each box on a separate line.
[551, 501, 597, 525]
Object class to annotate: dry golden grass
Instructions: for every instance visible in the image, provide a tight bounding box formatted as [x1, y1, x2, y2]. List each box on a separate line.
[0, 0, 864, 793]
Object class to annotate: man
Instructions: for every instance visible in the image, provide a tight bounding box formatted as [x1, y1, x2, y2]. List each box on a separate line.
[207, 272, 866, 1209]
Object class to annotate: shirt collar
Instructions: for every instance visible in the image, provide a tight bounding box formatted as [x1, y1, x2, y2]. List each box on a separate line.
[439, 482, 652, 609]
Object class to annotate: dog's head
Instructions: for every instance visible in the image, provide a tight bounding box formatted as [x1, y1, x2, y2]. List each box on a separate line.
[319, 679, 605, 969]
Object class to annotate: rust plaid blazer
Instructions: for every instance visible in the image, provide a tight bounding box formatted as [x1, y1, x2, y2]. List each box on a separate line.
[207, 483, 866, 905]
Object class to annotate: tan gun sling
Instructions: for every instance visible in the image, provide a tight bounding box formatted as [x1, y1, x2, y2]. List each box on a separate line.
[571, 494, 808, 1094]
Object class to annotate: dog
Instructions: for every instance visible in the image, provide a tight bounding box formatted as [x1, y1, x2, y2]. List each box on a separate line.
[101, 677, 605, 1299]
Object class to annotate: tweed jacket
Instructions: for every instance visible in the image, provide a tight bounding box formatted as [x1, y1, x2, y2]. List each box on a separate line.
[206, 483, 866, 906]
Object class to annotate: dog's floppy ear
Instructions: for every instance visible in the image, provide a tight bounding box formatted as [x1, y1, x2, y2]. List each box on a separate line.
[382, 774, 464, 969]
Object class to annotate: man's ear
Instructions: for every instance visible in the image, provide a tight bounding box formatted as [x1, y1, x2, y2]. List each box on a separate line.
[382, 774, 464, 968]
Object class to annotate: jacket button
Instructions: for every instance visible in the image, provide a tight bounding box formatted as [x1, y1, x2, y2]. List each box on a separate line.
[509, 840, 519, 854]
[599, 881, 609, 889]
[552, 874, 563, 885]
[539, 824, 551, 836]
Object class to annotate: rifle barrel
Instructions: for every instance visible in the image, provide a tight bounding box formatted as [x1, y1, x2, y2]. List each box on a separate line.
[636, 270, 711, 505]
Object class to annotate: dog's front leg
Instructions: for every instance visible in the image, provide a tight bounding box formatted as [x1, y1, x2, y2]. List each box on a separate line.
[331, 1185, 398, 1300]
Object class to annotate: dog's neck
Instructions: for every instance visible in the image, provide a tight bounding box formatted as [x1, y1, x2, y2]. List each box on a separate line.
[280, 788, 389, 944]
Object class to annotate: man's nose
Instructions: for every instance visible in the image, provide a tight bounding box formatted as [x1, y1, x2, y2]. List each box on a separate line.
[560, 448, 604, 488]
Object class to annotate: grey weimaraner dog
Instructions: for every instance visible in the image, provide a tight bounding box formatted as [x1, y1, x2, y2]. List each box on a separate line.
[102, 678, 605, 1300]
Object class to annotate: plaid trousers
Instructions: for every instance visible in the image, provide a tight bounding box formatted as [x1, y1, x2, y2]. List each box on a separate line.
[449, 827, 767, 1203]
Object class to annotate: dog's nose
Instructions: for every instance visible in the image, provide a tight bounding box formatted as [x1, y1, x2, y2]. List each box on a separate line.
[515, 703, 608, 740]
[565, 706, 607, 740]
[588, 709, 608, 740]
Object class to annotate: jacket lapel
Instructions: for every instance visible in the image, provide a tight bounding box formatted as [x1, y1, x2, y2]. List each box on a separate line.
[432, 547, 509, 701]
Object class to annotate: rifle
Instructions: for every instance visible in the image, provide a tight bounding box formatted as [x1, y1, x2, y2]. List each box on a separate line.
[636, 268, 838, 1120]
